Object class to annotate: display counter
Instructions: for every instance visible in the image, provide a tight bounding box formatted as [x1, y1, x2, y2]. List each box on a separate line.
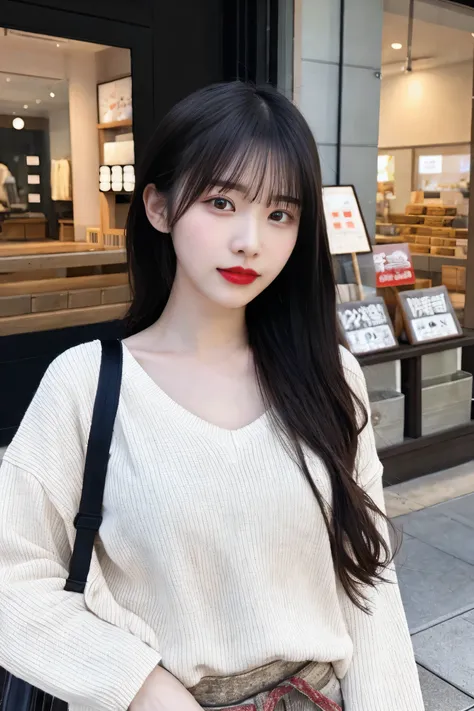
[0, 240, 129, 336]
[359, 329, 474, 485]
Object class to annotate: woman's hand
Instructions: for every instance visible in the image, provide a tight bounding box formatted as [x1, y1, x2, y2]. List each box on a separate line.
[130, 666, 203, 711]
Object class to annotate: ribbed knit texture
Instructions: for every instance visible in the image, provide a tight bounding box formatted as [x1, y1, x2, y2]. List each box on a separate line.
[0, 341, 424, 711]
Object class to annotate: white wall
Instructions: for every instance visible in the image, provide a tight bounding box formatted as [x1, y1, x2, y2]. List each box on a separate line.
[0, 44, 66, 79]
[96, 47, 131, 84]
[381, 147, 412, 214]
[49, 107, 71, 161]
[379, 61, 473, 148]
[67, 53, 100, 241]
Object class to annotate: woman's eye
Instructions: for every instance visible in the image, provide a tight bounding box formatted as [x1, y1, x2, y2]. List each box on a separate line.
[211, 197, 233, 211]
[269, 210, 292, 223]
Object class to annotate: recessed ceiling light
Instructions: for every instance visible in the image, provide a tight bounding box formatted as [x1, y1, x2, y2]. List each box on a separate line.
[23, 104, 28, 109]
[12, 117, 25, 131]
[50, 92, 55, 98]
[36, 99, 41, 104]
[472, 33, 474, 37]
[391, 42, 403, 50]
[56, 43, 60, 48]
[5, 77, 11, 82]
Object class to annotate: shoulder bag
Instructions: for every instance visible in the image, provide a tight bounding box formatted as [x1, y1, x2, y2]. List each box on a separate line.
[0, 339, 123, 711]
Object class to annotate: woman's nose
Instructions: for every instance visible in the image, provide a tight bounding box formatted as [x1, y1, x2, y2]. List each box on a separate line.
[230, 215, 261, 257]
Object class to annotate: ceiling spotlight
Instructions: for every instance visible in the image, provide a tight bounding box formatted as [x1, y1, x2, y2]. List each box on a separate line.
[391, 42, 403, 50]
[50, 92, 55, 98]
[35, 99, 41, 104]
[23, 104, 28, 109]
[56, 43, 61, 48]
[5, 77, 11, 83]
[12, 117, 25, 130]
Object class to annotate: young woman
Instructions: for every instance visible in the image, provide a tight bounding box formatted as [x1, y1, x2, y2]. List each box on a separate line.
[0, 82, 424, 711]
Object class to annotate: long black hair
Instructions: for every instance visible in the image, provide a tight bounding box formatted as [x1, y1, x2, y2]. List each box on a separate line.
[125, 81, 392, 609]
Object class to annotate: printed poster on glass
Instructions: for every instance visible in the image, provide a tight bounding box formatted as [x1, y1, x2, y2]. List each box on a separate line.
[398, 286, 462, 344]
[336, 297, 398, 355]
[322, 186, 372, 256]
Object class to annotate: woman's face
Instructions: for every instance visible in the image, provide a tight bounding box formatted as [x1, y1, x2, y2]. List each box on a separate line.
[144, 176, 300, 310]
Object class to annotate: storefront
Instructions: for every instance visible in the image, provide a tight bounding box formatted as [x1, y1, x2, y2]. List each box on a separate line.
[368, 0, 474, 482]
[0, 0, 283, 446]
[294, 0, 474, 483]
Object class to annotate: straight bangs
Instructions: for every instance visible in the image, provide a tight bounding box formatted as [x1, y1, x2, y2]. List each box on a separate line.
[166, 108, 309, 226]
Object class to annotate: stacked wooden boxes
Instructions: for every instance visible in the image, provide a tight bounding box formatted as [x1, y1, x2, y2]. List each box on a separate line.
[442, 265, 466, 293]
[387, 205, 466, 257]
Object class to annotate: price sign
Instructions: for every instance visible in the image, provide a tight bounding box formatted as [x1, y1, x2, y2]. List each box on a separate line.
[398, 286, 462, 344]
[373, 243, 416, 288]
[336, 297, 398, 355]
[322, 185, 372, 255]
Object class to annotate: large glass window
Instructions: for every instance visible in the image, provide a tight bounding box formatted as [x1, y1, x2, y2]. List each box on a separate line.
[377, 0, 474, 324]
[0, 31, 132, 335]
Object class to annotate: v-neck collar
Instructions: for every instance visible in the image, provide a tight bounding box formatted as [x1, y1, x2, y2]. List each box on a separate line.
[121, 342, 271, 445]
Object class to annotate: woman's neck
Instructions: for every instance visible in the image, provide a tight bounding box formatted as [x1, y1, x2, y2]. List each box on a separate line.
[147, 271, 248, 359]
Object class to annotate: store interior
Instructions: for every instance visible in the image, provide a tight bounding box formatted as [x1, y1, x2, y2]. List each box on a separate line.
[377, 0, 474, 323]
[0, 29, 133, 335]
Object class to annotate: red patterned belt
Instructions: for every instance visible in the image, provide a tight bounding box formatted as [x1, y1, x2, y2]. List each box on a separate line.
[220, 673, 342, 711]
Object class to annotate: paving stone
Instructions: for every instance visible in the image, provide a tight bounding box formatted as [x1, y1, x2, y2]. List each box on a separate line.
[417, 665, 474, 711]
[394, 536, 474, 632]
[394, 507, 474, 565]
[413, 613, 474, 697]
[436, 493, 474, 530]
[385, 491, 424, 518]
[387, 463, 474, 511]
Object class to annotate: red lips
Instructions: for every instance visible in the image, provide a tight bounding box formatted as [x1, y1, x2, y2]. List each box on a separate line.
[217, 266, 260, 285]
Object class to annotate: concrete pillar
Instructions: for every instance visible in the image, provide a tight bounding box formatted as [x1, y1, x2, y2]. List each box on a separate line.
[294, 0, 384, 287]
[67, 52, 100, 242]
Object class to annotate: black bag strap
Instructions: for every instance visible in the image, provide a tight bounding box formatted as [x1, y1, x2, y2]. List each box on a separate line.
[64, 339, 123, 594]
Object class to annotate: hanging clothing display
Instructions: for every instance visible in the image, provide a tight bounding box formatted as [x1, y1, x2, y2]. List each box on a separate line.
[51, 159, 71, 201]
[0, 163, 12, 205]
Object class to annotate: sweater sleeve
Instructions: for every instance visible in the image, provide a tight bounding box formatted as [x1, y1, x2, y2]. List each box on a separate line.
[339, 349, 425, 711]
[0, 346, 161, 711]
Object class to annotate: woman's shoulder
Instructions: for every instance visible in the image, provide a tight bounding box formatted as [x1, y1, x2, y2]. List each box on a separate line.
[45, 339, 103, 388]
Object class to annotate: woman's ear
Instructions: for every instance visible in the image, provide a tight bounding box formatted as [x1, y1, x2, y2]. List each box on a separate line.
[143, 184, 170, 233]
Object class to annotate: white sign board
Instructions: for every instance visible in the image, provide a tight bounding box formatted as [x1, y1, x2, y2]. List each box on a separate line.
[419, 155, 442, 174]
[336, 297, 397, 355]
[322, 186, 372, 255]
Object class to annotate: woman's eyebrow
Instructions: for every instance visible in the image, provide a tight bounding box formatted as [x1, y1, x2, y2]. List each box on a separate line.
[212, 179, 300, 206]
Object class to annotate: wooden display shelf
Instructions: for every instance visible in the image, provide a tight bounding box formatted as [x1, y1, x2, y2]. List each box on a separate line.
[359, 329, 474, 367]
[0, 272, 128, 297]
[379, 421, 474, 486]
[97, 119, 133, 130]
[0, 248, 126, 274]
[0, 302, 128, 336]
[359, 329, 474, 485]
[0, 216, 47, 241]
[0, 241, 104, 257]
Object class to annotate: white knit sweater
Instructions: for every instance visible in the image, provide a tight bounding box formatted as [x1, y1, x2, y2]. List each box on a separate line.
[0, 341, 424, 711]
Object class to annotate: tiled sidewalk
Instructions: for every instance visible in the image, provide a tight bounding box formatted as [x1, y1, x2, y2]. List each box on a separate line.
[388, 464, 474, 711]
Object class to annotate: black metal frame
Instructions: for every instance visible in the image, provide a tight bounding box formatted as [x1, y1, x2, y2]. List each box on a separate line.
[359, 330, 474, 485]
[223, 0, 280, 86]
